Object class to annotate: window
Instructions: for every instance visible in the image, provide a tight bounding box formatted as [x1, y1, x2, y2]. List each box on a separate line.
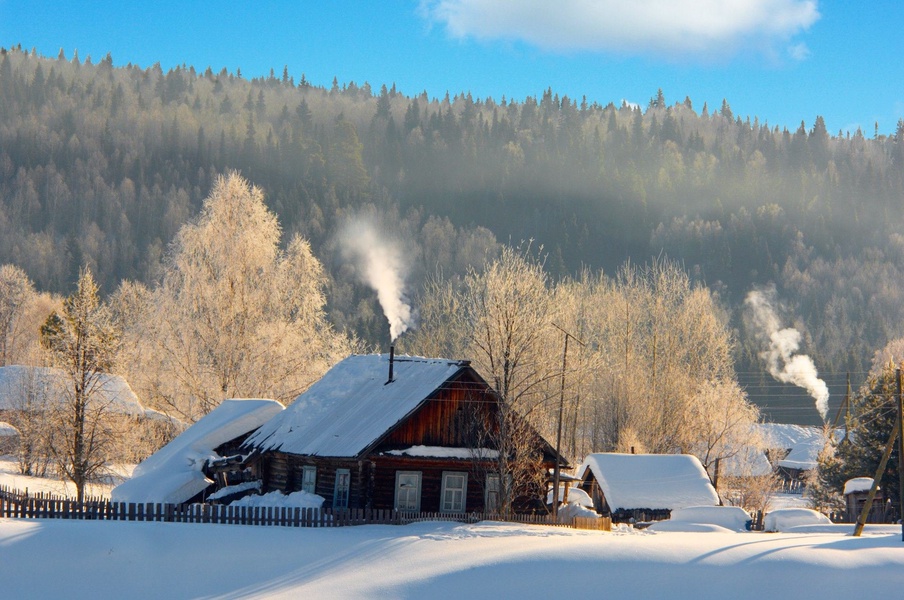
[394, 471, 422, 512]
[302, 465, 317, 494]
[333, 468, 350, 508]
[441, 471, 468, 513]
[485, 474, 500, 513]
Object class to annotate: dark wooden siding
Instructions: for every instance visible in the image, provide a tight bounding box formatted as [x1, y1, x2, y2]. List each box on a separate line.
[262, 452, 370, 509]
[370, 456, 493, 512]
[379, 371, 499, 449]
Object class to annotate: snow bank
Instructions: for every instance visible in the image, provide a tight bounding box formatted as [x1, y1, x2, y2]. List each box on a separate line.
[207, 480, 261, 501]
[646, 521, 736, 533]
[764, 508, 832, 532]
[112, 399, 284, 504]
[556, 501, 599, 522]
[547, 485, 593, 507]
[844, 477, 875, 495]
[227, 489, 324, 509]
[579, 453, 720, 511]
[665, 506, 752, 532]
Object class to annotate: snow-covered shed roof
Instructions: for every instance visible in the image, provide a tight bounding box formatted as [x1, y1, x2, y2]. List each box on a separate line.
[843, 477, 875, 495]
[245, 353, 471, 457]
[112, 399, 284, 505]
[0, 421, 19, 438]
[578, 453, 720, 512]
[0, 365, 159, 420]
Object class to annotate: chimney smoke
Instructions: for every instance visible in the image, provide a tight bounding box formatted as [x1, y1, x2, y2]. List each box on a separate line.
[338, 217, 415, 342]
[744, 289, 829, 421]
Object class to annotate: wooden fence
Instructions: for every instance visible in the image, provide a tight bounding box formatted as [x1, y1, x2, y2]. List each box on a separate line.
[0, 485, 611, 531]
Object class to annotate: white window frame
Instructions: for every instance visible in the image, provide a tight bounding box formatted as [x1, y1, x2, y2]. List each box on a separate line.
[440, 471, 468, 513]
[333, 468, 350, 508]
[394, 471, 422, 512]
[301, 465, 317, 494]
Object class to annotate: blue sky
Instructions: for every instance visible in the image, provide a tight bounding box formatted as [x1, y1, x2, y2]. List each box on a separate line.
[1, 1, 901, 136]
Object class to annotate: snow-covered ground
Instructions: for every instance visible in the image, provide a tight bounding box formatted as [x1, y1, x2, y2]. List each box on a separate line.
[1, 517, 902, 599]
[0, 455, 133, 498]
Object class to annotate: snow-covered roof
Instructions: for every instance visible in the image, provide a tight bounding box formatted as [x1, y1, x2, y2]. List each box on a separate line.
[0, 365, 160, 420]
[0, 421, 19, 437]
[759, 423, 839, 471]
[714, 445, 774, 477]
[843, 477, 875, 495]
[578, 453, 720, 512]
[246, 353, 470, 457]
[112, 399, 284, 505]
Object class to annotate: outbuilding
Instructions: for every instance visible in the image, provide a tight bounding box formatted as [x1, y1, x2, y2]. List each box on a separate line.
[578, 453, 720, 522]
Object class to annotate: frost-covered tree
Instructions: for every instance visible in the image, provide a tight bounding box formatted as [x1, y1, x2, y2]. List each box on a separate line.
[0, 264, 37, 365]
[41, 268, 119, 502]
[131, 172, 353, 420]
[408, 252, 759, 480]
[814, 350, 903, 517]
[405, 245, 560, 513]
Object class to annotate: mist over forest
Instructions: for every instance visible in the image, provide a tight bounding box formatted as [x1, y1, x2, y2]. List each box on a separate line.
[1, 45, 903, 424]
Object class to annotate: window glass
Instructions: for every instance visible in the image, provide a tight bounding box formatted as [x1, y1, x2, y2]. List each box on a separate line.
[441, 472, 467, 513]
[302, 466, 316, 494]
[395, 471, 422, 512]
[333, 468, 350, 508]
[485, 474, 500, 513]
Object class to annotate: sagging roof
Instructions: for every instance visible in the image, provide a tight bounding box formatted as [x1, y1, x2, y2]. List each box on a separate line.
[112, 398, 284, 505]
[245, 353, 470, 458]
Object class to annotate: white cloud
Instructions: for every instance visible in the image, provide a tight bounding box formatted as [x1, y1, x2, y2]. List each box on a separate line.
[421, 0, 820, 60]
[787, 42, 810, 61]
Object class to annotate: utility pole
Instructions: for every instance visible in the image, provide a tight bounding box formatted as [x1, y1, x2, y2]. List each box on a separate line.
[551, 323, 584, 520]
[898, 367, 904, 542]
[853, 414, 900, 537]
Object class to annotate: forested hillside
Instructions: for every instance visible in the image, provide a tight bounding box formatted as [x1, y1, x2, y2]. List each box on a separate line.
[1, 45, 903, 422]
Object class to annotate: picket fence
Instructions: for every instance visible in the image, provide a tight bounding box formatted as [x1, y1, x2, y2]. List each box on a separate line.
[0, 485, 611, 531]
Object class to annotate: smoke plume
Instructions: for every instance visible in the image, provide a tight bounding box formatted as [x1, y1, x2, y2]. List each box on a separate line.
[338, 218, 414, 342]
[744, 289, 829, 422]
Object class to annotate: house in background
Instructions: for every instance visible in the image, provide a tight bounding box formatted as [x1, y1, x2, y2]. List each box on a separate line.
[759, 423, 840, 491]
[578, 453, 720, 523]
[243, 353, 561, 514]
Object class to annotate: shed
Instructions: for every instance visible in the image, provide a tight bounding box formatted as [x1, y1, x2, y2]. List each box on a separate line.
[244, 353, 560, 514]
[843, 477, 888, 524]
[578, 453, 720, 522]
